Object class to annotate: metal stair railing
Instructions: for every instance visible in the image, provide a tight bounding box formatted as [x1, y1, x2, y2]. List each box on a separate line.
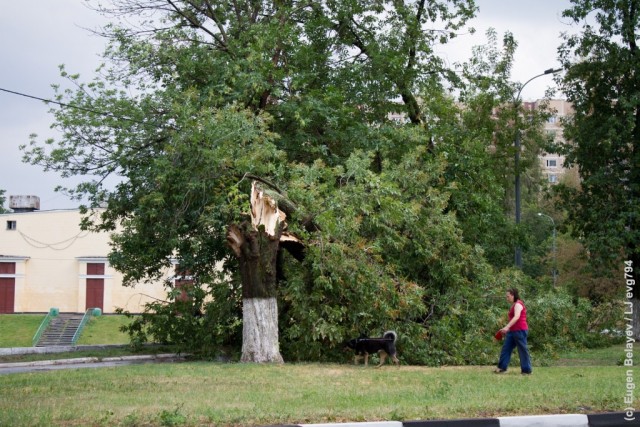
[71, 308, 95, 345]
[32, 309, 57, 347]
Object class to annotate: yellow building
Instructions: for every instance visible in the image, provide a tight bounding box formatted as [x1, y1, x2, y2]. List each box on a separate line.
[534, 99, 574, 184]
[0, 201, 169, 314]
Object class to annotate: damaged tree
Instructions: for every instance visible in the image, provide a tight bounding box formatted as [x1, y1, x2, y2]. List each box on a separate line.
[23, 0, 496, 364]
[227, 181, 301, 363]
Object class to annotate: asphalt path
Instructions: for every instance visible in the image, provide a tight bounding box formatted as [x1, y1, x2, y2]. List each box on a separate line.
[0, 354, 185, 375]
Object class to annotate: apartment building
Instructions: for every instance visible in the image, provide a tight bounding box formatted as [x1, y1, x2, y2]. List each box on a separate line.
[529, 99, 574, 185]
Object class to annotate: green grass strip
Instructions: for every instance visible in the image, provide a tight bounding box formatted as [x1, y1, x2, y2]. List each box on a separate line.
[0, 362, 629, 426]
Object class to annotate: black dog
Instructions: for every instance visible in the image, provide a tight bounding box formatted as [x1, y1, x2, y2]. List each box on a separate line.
[346, 331, 399, 367]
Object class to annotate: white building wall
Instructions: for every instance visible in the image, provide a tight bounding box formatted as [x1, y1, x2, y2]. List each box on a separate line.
[0, 209, 168, 313]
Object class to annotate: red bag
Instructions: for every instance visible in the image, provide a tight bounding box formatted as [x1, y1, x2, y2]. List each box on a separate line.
[494, 330, 504, 341]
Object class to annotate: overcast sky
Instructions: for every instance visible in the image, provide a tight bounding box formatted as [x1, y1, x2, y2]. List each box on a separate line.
[0, 0, 575, 211]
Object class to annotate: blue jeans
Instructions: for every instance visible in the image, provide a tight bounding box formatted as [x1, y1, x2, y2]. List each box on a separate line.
[498, 330, 532, 373]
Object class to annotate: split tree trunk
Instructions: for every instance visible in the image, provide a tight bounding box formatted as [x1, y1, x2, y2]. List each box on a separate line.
[227, 182, 287, 363]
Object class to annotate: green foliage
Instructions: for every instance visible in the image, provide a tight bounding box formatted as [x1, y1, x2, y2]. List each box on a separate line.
[487, 269, 621, 356]
[20, 0, 602, 365]
[449, 28, 552, 269]
[158, 406, 187, 427]
[0, 189, 7, 213]
[117, 276, 242, 358]
[527, 289, 621, 358]
[278, 147, 512, 365]
[555, 0, 640, 273]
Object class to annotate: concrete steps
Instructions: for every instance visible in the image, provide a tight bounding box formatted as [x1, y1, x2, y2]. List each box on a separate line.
[35, 314, 84, 347]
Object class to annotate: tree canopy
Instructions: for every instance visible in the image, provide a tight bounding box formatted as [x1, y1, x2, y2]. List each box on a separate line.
[553, 0, 639, 335]
[0, 190, 7, 213]
[556, 0, 640, 272]
[20, 0, 616, 362]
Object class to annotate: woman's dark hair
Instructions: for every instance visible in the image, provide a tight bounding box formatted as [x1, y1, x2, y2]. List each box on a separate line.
[507, 288, 520, 301]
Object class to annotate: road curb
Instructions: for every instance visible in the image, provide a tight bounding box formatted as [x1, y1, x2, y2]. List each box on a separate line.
[299, 423, 403, 427]
[265, 413, 639, 427]
[404, 418, 498, 426]
[587, 412, 639, 426]
[498, 414, 587, 427]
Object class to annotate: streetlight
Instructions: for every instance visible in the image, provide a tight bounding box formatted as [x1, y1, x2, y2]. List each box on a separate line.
[537, 212, 557, 287]
[514, 67, 562, 269]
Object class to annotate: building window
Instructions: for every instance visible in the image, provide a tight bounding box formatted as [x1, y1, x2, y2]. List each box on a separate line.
[548, 116, 557, 124]
[6, 221, 16, 230]
[546, 159, 557, 168]
[87, 263, 105, 276]
[549, 174, 558, 183]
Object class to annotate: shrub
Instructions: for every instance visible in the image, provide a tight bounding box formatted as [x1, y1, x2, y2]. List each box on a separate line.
[526, 288, 620, 357]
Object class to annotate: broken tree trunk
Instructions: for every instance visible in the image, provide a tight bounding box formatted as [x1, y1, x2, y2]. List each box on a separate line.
[227, 181, 291, 363]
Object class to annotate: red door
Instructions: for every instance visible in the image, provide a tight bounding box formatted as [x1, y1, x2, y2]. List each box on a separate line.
[0, 263, 16, 314]
[86, 263, 105, 311]
[0, 278, 15, 314]
[86, 279, 104, 311]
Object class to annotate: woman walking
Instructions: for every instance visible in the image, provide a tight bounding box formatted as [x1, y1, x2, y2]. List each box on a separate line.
[495, 288, 532, 375]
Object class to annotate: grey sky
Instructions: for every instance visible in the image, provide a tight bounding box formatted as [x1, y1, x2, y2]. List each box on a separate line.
[1, 1, 107, 210]
[0, 0, 575, 210]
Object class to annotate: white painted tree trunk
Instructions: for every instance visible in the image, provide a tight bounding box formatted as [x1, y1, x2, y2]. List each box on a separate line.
[241, 297, 283, 363]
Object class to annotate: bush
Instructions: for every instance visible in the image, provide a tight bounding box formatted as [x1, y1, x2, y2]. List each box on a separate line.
[117, 278, 243, 359]
[115, 266, 616, 366]
[526, 288, 620, 357]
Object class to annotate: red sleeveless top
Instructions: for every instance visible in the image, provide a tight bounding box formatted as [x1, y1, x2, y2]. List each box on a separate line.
[508, 300, 528, 331]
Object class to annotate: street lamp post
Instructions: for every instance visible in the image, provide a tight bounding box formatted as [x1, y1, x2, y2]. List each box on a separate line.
[537, 212, 557, 287]
[514, 68, 562, 269]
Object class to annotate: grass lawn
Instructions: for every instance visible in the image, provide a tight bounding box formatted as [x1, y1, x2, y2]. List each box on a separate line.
[0, 360, 629, 426]
[0, 314, 131, 348]
[0, 343, 636, 427]
[0, 314, 45, 347]
[76, 315, 132, 345]
[1, 315, 635, 426]
[553, 345, 629, 367]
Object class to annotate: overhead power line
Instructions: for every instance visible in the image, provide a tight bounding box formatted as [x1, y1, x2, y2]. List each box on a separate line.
[0, 86, 146, 125]
[0, 85, 334, 158]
